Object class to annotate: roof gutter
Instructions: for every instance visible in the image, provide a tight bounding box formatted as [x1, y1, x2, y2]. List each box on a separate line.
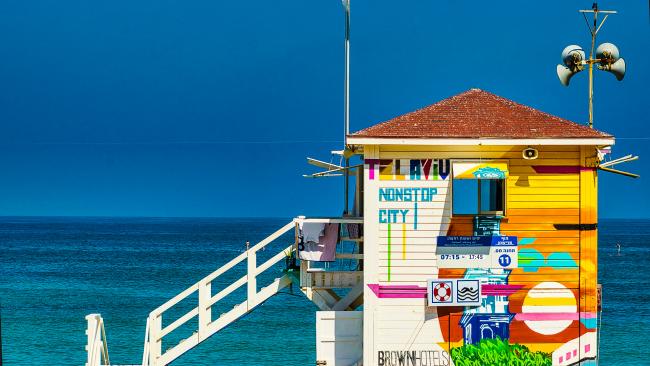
[346, 137, 615, 146]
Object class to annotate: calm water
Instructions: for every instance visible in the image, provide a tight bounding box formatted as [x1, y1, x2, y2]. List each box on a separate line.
[0, 217, 649, 365]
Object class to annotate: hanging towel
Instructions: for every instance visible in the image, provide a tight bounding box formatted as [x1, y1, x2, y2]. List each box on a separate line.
[299, 223, 339, 262]
[346, 223, 361, 239]
[300, 222, 325, 243]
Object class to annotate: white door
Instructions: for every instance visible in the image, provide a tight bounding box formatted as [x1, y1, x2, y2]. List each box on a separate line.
[316, 311, 363, 366]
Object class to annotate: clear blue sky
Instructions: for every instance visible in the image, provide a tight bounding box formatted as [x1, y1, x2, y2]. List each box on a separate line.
[0, 1, 648, 218]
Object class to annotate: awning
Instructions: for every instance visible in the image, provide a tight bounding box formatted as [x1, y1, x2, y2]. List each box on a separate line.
[453, 162, 509, 179]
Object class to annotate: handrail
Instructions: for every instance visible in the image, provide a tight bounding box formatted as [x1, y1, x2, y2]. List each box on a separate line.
[206, 275, 248, 308]
[148, 218, 358, 318]
[150, 221, 295, 318]
[297, 217, 363, 224]
[248, 221, 297, 253]
[143, 217, 364, 366]
[150, 283, 200, 317]
[255, 248, 292, 276]
[145, 220, 297, 365]
[159, 308, 199, 339]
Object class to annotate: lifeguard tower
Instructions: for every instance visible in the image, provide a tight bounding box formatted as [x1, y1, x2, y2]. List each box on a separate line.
[347, 88, 611, 366]
[86, 88, 614, 366]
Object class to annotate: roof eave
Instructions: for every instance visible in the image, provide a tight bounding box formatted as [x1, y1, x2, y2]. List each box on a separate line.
[346, 136, 615, 146]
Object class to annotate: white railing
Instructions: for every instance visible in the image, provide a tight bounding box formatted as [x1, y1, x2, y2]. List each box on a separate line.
[144, 220, 297, 366]
[86, 216, 363, 366]
[86, 314, 110, 366]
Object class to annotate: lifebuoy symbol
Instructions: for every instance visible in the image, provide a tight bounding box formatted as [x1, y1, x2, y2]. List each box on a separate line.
[433, 282, 451, 302]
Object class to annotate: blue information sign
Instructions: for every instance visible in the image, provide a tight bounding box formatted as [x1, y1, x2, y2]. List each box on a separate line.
[435, 236, 519, 269]
[437, 236, 517, 247]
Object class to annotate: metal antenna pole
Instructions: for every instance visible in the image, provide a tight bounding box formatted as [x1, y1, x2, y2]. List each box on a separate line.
[342, 0, 350, 214]
[344, 0, 350, 141]
[579, 2, 615, 129]
[588, 4, 598, 128]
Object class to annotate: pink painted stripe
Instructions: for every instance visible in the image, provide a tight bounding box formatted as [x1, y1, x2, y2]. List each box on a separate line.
[514, 312, 597, 321]
[368, 283, 524, 299]
[482, 284, 524, 296]
[532, 166, 595, 174]
[380, 293, 427, 299]
[368, 284, 427, 298]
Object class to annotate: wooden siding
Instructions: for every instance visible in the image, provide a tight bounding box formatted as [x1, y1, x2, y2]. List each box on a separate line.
[363, 144, 599, 365]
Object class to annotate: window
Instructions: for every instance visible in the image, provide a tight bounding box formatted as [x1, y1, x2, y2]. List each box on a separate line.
[453, 179, 478, 215]
[479, 179, 504, 214]
[452, 178, 505, 215]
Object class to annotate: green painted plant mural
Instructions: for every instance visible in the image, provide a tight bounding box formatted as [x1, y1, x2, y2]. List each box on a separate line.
[450, 338, 551, 366]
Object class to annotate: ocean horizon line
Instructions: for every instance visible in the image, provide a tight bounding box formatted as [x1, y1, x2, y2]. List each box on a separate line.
[0, 215, 648, 221]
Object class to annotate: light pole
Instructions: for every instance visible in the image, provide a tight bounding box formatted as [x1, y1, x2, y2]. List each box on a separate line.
[343, 0, 350, 142]
[556, 3, 626, 129]
[342, 0, 351, 214]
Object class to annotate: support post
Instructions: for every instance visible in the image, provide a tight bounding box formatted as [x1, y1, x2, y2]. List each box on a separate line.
[198, 280, 212, 339]
[354, 164, 363, 216]
[247, 247, 257, 309]
[149, 315, 162, 365]
[85, 314, 109, 366]
[85, 314, 100, 366]
[344, 157, 350, 214]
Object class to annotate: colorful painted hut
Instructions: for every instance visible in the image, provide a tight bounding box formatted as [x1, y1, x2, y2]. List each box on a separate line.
[346, 88, 610, 366]
[88, 88, 613, 366]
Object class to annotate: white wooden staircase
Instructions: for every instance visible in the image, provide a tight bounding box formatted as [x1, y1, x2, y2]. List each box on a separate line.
[141, 220, 296, 366]
[85, 217, 364, 366]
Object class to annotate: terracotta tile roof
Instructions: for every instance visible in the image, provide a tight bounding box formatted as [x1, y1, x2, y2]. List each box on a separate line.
[350, 89, 612, 139]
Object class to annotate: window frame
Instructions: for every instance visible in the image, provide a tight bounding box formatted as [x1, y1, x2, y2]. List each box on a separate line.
[450, 160, 508, 217]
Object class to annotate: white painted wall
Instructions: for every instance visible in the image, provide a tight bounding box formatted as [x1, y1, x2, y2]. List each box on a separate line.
[363, 149, 453, 366]
[316, 311, 363, 366]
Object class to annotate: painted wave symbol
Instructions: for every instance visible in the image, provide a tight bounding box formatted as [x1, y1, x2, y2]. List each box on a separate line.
[457, 287, 479, 301]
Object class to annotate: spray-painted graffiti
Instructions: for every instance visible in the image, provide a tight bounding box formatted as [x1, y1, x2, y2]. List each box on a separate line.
[518, 249, 578, 272]
[366, 159, 451, 181]
[451, 338, 552, 365]
[379, 209, 409, 224]
[376, 179, 446, 280]
[377, 350, 451, 366]
[367, 151, 599, 366]
[452, 162, 508, 179]
[552, 332, 597, 365]
[379, 187, 439, 202]
[378, 187, 438, 226]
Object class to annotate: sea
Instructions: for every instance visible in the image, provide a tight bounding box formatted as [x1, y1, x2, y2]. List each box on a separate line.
[0, 217, 649, 365]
